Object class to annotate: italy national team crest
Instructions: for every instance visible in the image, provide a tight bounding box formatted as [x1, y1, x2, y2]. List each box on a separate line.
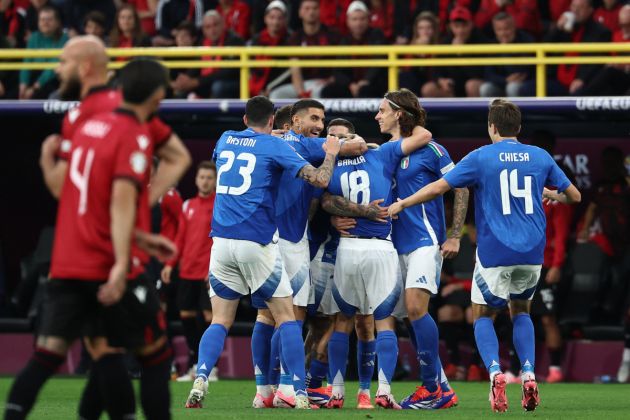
[401, 156, 410, 169]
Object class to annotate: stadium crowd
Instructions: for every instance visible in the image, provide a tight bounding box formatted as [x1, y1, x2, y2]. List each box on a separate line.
[1, 0, 630, 99]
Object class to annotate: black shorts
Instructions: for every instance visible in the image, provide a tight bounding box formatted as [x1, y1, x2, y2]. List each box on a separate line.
[108, 274, 168, 349]
[39, 279, 110, 341]
[39, 276, 167, 350]
[176, 279, 211, 312]
[531, 267, 556, 316]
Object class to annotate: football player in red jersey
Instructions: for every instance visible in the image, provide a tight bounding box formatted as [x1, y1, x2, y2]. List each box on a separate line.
[5, 59, 172, 420]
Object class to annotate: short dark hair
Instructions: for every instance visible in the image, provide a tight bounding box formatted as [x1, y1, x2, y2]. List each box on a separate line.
[290, 99, 325, 121]
[119, 59, 170, 104]
[488, 99, 521, 137]
[176, 20, 197, 38]
[274, 105, 292, 129]
[492, 11, 513, 22]
[198, 160, 216, 173]
[84, 11, 106, 29]
[327, 118, 355, 134]
[245, 96, 275, 127]
[383, 88, 427, 137]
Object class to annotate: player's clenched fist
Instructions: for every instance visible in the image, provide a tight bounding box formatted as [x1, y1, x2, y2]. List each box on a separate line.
[323, 134, 341, 155]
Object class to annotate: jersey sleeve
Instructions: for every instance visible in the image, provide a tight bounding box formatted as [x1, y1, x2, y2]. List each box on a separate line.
[545, 156, 572, 193]
[378, 140, 405, 177]
[273, 137, 309, 178]
[431, 143, 455, 178]
[303, 137, 327, 165]
[443, 149, 480, 188]
[147, 117, 173, 149]
[113, 130, 149, 188]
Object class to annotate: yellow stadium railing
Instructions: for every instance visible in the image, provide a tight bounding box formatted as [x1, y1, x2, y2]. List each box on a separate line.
[2, 43, 630, 99]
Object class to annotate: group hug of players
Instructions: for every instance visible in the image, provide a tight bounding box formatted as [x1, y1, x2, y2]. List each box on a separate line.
[4, 34, 582, 420]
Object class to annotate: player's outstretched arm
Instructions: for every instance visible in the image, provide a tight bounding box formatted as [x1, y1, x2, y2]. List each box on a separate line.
[400, 125, 433, 156]
[99, 179, 137, 306]
[338, 135, 368, 157]
[298, 135, 340, 188]
[40, 134, 67, 199]
[542, 184, 581, 204]
[441, 187, 469, 259]
[149, 133, 192, 206]
[388, 178, 452, 218]
[321, 192, 389, 222]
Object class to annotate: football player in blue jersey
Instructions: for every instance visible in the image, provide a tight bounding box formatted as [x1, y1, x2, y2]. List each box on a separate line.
[252, 99, 368, 409]
[389, 99, 581, 413]
[185, 96, 342, 410]
[319, 91, 433, 409]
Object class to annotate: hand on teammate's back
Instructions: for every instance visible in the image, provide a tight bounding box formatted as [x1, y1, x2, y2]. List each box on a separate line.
[365, 198, 390, 223]
[331, 215, 357, 235]
[388, 198, 405, 219]
[323, 134, 341, 155]
[98, 262, 127, 306]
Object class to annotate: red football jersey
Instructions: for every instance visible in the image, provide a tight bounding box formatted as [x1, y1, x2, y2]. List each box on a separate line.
[58, 86, 172, 161]
[50, 110, 153, 280]
[160, 188, 183, 242]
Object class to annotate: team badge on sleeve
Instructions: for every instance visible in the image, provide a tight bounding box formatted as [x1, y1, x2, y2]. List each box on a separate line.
[130, 151, 148, 174]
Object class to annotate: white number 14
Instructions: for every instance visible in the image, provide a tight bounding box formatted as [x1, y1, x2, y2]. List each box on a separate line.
[499, 169, 533, 215]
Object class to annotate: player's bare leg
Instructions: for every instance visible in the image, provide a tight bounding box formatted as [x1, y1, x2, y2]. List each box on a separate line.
[509, 300, 539, 412]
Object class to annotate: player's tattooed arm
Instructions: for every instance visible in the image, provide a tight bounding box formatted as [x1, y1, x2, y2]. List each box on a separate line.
[441, 187, 469, 259]
[298, 135, 341, 188]
[338, 134, 368, 157]
[308, 198, 320, 221]
[321, 192, 389, 222]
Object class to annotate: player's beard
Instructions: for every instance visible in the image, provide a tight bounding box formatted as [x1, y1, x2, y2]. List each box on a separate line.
[58, 74, 82, 101]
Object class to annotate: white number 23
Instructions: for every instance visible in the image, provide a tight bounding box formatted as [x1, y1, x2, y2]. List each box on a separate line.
[216, 150, 256, 196]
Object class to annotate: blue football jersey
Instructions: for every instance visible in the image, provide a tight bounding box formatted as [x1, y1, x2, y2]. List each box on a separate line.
[211, 128, 309, 244]
[443, 140, 571, 267]
[326, 141, 405, 239]
[276, 130, 327, 243]
[393, 141, 455, 254]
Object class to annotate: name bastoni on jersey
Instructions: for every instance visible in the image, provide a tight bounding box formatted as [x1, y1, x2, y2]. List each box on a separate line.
[499, 152, 530, 162]
[226, 135, 257, 147]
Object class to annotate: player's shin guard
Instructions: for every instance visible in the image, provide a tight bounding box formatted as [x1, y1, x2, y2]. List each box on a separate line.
[95, 354, 136, 420]
[357, 340, 376, 392]
[138, 343, 173, 420]
[268, 328, 281, 386]
[77, 366, 103, 420]
[411, 314, 440, 392]
[252, 322, 274, 394]
[512, 313, 536, 379]
[196, 324, 228, 379]
[375, 330, 398, 394]
[5, 348, 65, 420]
[473, 317, 501, 378]
[278, 321, 307, 394]
[328, 332, 350, 396]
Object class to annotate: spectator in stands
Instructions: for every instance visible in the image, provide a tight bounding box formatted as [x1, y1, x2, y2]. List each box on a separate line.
[24, 0, 49, 37]
[217, 0, 251, 40]
[519, 0, 611, 96]
[321, 1, 386, 98]
[170, 11, 244, 98]
[528, 130, 575, 384]
[19, 5, 67, 99]
[169, 20, 198, 93]
[109, 4, 151, 49]
[1, 0, 26, 47]
[422, 6, 488, 97]
[398, 11, 439, 95]
[319, 0, 351, 35]
[269, 0, 339, 99]
[544, 0, 571, 26]
[474, 0, 542, 39]
[83, 11, 108, 41]
[154, 0, 207, 46]
[594, 0, 622, 33]
[582, 4, 630, 96]
[479, 12, 534, 97]
[369, 0, 395, 42]
[127, 0, 159, 37]
[249, 1, 291, 96]
[0, 33, 18, 98]
[430, 0, 478, 35]
[65, 0, 116, 37]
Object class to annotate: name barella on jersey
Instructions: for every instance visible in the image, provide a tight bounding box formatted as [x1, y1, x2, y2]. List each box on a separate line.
[275, 130, 327, 243]
[393, 140, 454, 255]
[326, 140, 405, 239]
[211, 128, 309, 245]
[443, 140, 571, 268]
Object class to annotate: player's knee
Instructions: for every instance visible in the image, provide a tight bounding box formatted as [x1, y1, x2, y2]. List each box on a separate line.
[334, 313, 355, 334]
[472, 303, 498, 321]
[211, 318, 234, 330]
[509, 299, 531, 317]
[256, 311, 275, 326]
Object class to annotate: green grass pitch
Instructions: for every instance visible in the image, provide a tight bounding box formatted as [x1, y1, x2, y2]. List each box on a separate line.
[1, 377, 629, 419]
